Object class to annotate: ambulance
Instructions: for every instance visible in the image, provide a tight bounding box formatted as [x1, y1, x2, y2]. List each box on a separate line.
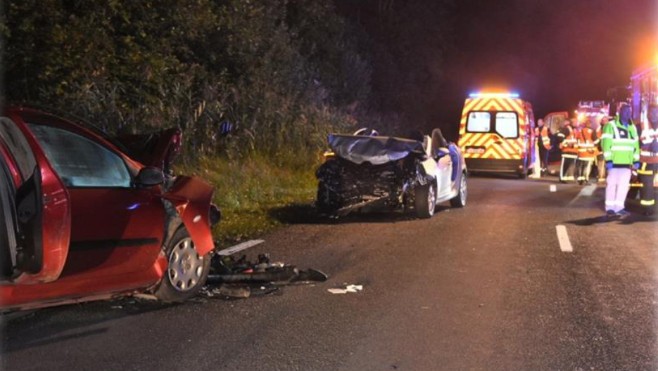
[457, 92, 536, 177]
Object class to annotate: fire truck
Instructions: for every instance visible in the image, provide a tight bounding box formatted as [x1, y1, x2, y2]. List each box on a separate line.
[630, 64, 658, 126]
[629, 64, 658, 192]
[575, 100, 609, 130]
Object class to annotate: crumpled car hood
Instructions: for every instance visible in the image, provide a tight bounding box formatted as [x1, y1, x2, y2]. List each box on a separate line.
[328, 134, 425, 165]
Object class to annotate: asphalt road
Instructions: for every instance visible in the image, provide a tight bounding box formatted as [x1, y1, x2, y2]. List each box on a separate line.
[2, 176, 658, 370]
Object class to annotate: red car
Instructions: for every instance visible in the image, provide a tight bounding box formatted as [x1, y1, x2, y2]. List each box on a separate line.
[0, 106, 220, 311]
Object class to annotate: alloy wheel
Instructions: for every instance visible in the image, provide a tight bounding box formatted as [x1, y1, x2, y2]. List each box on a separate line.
[167, 238, 204, 292]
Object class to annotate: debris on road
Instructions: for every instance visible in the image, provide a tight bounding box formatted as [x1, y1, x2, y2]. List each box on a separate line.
[132, 293, 158, 301]
[327, 284, 363, 294]
[215, 239, 265, 256]
[201, 253, 328, 299]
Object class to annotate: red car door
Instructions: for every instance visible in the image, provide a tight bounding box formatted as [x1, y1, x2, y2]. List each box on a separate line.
[23, 117, 166, 281]
[0, 116, 71, 284]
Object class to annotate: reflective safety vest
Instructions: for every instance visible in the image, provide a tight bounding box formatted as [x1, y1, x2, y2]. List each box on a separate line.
[540, 126, 552, 150]
[534, 126, 551, 150]
[559, 125, 578, 155]
[576, 127, 597, 159]
[601, 119, 639, 165]
[639, 122, 658, 164]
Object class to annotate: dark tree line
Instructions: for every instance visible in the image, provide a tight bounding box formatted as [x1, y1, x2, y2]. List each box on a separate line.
[336, 0, 454, 134]
[2, 0, 452, 160]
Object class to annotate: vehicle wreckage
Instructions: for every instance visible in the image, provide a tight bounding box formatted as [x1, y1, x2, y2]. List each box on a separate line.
[201, 253, 328, 299]
[316, 129, 468, 218]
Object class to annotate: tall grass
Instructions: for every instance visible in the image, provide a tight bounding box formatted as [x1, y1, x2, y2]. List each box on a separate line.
[176, 152, 322, 247]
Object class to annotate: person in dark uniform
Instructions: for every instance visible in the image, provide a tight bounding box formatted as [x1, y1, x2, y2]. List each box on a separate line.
[638, 104, 658, 215]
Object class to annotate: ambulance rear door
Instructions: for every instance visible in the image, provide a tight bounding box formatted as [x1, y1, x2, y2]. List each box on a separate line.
[461, 109, 522, 160]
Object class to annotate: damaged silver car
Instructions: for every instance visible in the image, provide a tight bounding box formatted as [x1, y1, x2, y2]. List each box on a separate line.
[316, 129, 467, 218]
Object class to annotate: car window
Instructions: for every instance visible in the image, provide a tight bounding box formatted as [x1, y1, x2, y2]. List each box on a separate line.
[27, 124, 131, 188]
[0, 117, 37, 183]
[495, 112, 518, 138]
[466, 112, 491, 132]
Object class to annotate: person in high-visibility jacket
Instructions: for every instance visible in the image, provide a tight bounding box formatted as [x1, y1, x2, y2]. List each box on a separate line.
[576, 118, 597, 184]
[638, 104, 658, 215]
[558, 119, 578, 182]
[601, 104, 640, 217]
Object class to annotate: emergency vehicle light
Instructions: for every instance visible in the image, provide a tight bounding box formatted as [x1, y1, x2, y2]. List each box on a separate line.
[469, 92, 520, 99]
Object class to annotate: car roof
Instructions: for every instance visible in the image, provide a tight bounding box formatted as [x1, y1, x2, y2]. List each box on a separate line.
[5, 105, 143, 171]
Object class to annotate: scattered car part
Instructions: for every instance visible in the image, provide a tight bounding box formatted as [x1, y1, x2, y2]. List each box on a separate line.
[201, 253, 328, 299]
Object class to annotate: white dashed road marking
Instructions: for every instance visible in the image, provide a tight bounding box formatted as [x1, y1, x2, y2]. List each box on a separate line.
[216, 239, 264, 256]
[550, 185, 557, 192]
[555, 225, 573, 252]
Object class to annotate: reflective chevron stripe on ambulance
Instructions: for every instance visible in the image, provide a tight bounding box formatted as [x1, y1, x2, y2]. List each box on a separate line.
[457, 97, 528, 160]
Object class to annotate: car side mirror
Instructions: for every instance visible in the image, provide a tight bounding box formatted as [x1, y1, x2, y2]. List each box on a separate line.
[135, 167, 164, 187]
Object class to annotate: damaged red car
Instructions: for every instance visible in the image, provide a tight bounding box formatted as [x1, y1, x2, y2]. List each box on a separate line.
[0, 106, 220, 311]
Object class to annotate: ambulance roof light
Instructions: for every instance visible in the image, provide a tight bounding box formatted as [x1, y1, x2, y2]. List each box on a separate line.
[469, 92, 520, 99]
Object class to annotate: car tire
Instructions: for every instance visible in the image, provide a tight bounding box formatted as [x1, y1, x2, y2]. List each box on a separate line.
[518, 167, 528, 179]
[154, 227, 210, 302]
[415, 183, 436, 219]
[450, 172, 467, 208]
[316, 181, 341, 215]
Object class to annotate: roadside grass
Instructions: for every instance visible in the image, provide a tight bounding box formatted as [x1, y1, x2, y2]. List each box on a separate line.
[176, 153, 321, 247]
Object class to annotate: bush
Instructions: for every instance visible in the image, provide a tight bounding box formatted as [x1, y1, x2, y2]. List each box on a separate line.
[2, 0, 372, 160]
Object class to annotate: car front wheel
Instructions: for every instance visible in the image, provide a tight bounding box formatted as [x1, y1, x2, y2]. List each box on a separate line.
[414, 183, 436, 219]
[154, 227, 210, 302]
[316, 181, 341, 215]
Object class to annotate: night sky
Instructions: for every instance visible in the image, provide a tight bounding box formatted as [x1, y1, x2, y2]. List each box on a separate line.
[340, 0, 657, 139]
[441, 0, 656, 119]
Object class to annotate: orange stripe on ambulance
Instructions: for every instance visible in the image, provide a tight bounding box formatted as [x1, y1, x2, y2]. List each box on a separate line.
[457, 92, 536, 178]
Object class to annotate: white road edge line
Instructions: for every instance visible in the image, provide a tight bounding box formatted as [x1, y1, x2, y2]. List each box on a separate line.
[215, 239, 265, 256]
[555, 225, 573, 252]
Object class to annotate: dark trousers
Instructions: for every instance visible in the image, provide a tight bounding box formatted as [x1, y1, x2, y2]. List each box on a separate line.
[639, 163, 657, 208]
[538, 144, 550, 169]
[595, 153, 606, 180]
